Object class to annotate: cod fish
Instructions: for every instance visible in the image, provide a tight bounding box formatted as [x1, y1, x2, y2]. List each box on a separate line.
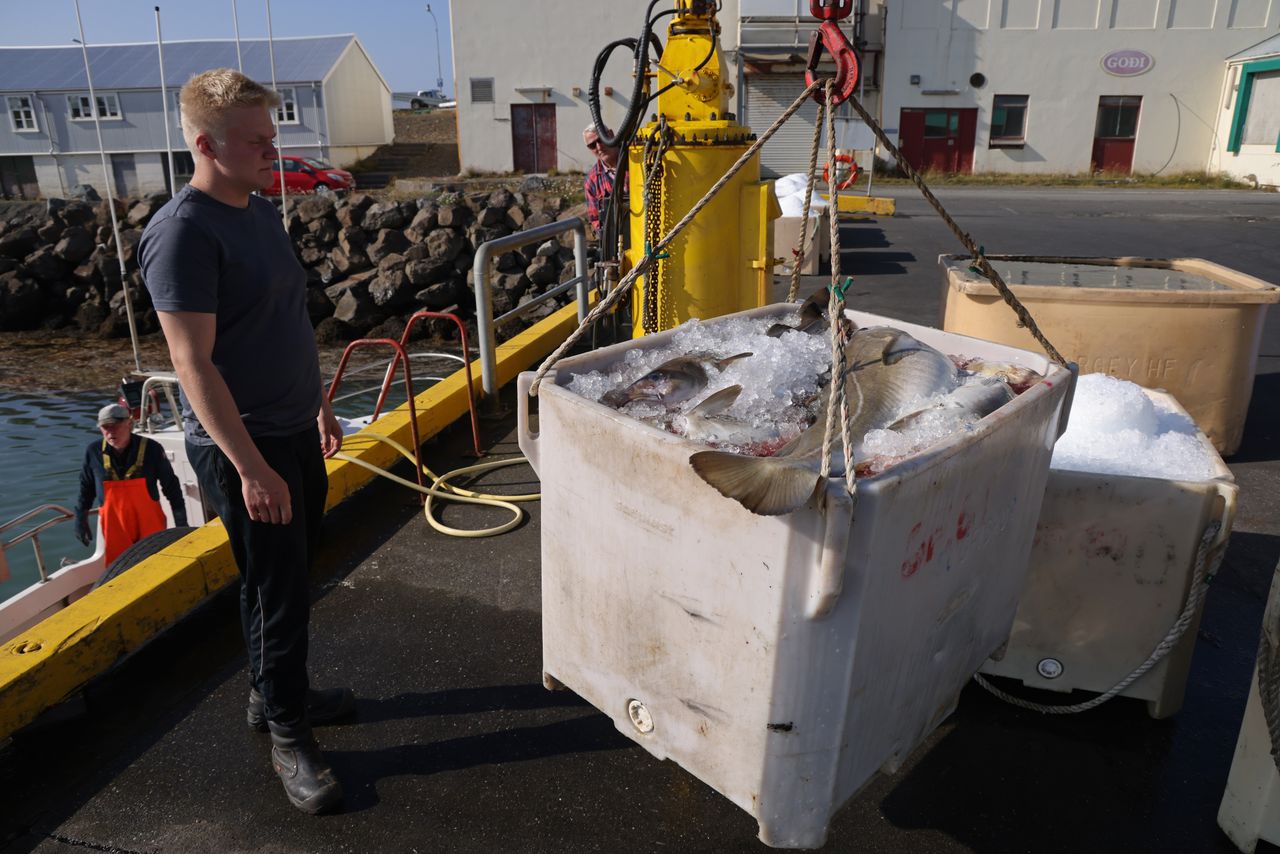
[961, 359, 1043, 391]
[680, 384, 804, 451]
[767, 290, 830, 338]
[600, 351, 752, 409]
[689, 326, 958, 515]
[887, 379, 1015, 432]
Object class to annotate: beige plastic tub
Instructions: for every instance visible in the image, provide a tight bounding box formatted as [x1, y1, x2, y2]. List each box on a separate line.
[978, 389, 1236, 718]
[939, 254, 1280, 455]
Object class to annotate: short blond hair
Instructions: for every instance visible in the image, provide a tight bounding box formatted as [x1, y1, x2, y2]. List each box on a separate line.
[179, 68, 280, 151]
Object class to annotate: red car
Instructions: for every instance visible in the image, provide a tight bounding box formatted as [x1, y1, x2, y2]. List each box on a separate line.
[264, 156, 356, 195]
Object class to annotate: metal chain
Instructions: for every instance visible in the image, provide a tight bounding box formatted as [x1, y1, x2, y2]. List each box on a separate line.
[530, 79, 826, 395]
[972, 521, 1225, 714]
[840, 94, 1068, 367]
[787, 97, 827, 302]
[641, 120, 672, 335]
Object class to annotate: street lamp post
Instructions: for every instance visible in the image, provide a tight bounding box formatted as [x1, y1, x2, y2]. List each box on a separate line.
[425, 4, 444, 92]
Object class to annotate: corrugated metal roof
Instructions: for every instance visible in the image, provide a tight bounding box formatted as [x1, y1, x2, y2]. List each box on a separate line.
[0, 35, 353, 92]
[1229, 34, 1280, 62]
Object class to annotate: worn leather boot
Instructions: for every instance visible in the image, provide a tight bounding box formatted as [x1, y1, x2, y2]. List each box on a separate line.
[248, 687, 356, 732]
[268, 723, 344, 815]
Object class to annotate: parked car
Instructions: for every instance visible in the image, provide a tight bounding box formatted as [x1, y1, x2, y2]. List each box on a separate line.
[264, 156, 355, 195]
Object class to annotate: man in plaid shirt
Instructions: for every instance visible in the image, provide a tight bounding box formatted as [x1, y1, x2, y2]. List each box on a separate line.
[583, 123, 620, 234]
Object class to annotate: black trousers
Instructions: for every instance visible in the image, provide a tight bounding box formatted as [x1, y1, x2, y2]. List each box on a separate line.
[190, 426, 327, 731]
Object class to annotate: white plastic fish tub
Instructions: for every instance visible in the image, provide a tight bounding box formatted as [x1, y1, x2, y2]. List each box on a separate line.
[979, 389, 1237, 718]
[517, 304, 1074, 849]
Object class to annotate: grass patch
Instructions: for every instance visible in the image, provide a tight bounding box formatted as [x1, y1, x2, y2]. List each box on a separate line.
[870, 168, 1251, 190]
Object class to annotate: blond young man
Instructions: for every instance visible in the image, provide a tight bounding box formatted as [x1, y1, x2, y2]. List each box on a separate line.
[138, 69, 350, 814]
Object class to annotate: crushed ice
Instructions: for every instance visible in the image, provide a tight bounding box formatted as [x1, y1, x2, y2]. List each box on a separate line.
[1051, 374, 1219, 481]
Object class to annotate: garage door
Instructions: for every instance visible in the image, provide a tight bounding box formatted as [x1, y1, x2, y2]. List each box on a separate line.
[744, 73, 826, 178]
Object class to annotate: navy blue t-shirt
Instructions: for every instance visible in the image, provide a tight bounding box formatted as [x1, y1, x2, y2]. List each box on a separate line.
[139, 185, 321, 445]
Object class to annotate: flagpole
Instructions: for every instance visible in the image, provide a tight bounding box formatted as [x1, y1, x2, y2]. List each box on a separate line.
[155, 6, 176, 196]
[73, 0, 142, 373]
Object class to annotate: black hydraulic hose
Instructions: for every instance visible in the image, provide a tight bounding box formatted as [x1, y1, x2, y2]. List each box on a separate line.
[588, 0, 665, 149]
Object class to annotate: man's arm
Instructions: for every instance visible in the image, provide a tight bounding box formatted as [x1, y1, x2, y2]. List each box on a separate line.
[317, 393, 342, 459]
[156, 310, 293, 525]
[148, 442, 189, 527]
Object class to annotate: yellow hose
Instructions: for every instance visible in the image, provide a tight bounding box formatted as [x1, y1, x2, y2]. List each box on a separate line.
[334, 432, 538, 538]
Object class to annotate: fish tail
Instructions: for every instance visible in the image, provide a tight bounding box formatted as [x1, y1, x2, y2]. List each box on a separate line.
[689, 450, 823, 516]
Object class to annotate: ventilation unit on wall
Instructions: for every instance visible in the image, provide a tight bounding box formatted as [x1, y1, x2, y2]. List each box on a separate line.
[470, 78, 495, 103]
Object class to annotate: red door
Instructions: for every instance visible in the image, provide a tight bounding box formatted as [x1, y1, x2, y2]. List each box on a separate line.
[898, 108, 977, 174]
[1091, 96, 1141, 174]
[511, 104, 558, 173]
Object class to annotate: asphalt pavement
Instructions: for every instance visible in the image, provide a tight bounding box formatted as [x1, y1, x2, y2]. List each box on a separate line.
[4, 186, 1280, 854]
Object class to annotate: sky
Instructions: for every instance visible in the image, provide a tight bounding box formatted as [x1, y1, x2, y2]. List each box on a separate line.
[1, 0, 455, 95]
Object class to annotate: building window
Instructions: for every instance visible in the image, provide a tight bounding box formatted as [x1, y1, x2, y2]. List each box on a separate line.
[275, 87, 298, 124]
[470, 78, 495, 103]
[923, 110, 958, 137]
[7, 95, 38, 132]
[989, 95, 1028, 145]
[67, 92, 122, 121]
[1095, 96, 1141, 139]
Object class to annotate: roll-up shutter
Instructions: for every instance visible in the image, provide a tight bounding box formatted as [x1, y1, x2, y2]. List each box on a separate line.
[744, 73, 826, 178]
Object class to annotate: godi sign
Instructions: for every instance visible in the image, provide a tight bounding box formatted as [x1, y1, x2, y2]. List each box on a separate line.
[1102, 49, 1154, 76]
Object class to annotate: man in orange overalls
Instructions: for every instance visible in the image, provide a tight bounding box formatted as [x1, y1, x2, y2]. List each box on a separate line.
[74, 403, 188, 566]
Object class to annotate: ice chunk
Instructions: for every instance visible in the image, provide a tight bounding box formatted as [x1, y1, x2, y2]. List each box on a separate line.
[1050, 374, 1219, 481]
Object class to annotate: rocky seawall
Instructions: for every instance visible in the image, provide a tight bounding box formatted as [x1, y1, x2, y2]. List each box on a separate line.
[0, 185, 587, 346]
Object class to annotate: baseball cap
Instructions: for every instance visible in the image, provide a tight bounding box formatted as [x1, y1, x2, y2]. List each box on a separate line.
[97, 403, 130, 425]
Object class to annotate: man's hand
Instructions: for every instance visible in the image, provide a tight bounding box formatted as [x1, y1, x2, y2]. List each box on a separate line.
[75, 515, 92, 546]
[318, 396, 343, 459]
[241, 464, 292, 525]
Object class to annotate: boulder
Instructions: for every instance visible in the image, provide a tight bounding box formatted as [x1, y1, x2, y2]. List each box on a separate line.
[337, 226, 367, 256]
[0, 226, 39, 260]
[75, 296, 108, 332]
[470, 225, 511, 246]
[61, 200, 97, 227]
[426, 227, 465, 261]
[403, 243, 431, 262]
[495, 250, 524, 273]
[314, 316, 356, 344]
[536, 239, 559, 258]
[69, 183, 101, 203]
[37, 220, 65, 243]
[72, 260, 102, 289]
[94, 198, 127, 228]
[296, 195, 336, 224]
[436, 204, 473, 228]
[117, 228, 142, 268]
[495, 272, 531, 299]
[332, 282, 387, 332]
[377, 253, 407, 275]
[299, 245, 328, 267]
[367, 228, 410, 265]
[0, 273, 46, 330]
[362, 201, 406, 231]
[477, 206, 506, 227]
[519, 175, 548, 192]
[408, 207, 438, 233]
[325, 270, 375, 301]
[54, 226, 95, 265]
[505, 206, 526, 229]
[46, 198, 67, 219]
[306, 216, 339, 245]
[487, 189, 515, 210]
[126, 196, 166, 228]
[369, 268, 414, 308]
[405, 256, 454, 287]
[526, 255, 558, 286]
[330, 245, 371, 276]
[523, 211, 554, 230]
[313, 259, 337, 284]
[414, 278, 461, 310]
[23, 246, 69, 284]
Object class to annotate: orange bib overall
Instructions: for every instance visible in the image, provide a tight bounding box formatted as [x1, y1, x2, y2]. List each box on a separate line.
[100, 437, 168, 567]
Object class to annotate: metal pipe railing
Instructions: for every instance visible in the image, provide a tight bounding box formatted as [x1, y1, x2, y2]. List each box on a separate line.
[472, 217, 589, 400]
[1, 504, 96, 584]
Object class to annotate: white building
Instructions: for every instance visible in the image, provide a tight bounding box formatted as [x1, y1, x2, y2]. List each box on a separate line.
[883, 0, 1280, 175]
[449, 0, 1279, 179]
[1209, 34, 1280, 186]
[0, 35, 393, 200]
[448, 0, 886, 178]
